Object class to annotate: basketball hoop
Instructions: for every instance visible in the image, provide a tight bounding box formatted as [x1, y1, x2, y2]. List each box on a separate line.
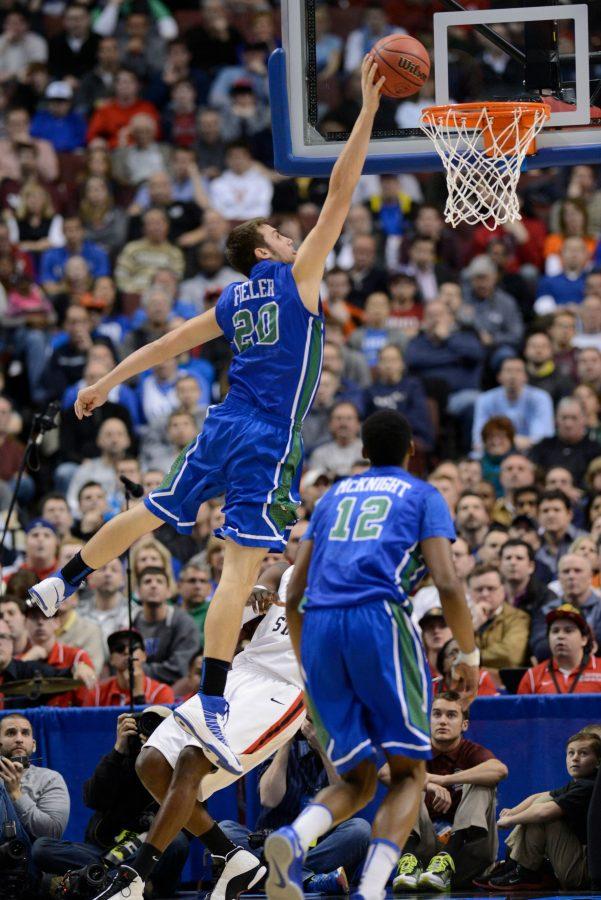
[419, 101, 551, 231]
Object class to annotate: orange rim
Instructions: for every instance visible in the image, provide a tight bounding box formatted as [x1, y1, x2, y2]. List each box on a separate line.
[421, 100, 551, 129]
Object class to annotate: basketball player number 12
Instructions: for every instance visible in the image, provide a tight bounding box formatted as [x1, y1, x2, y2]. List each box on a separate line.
[232, 302, 279, 352]
[329, 496, 392, 541]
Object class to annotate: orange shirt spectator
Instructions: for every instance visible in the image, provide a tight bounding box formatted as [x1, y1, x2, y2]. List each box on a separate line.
[80, 674, 174, 707]
[86, 68, 160, 149]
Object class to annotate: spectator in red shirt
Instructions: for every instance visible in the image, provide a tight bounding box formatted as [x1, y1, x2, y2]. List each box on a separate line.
[518, 604, 601, 695]
[394, 692, 507, 892]
[86, 68, 159, 149]
[80, 629, 174, 707]
[2, 518, 59, 584]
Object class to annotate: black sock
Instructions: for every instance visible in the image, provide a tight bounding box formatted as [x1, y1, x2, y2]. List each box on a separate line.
[200, 658, 230, 696]
[61, 551, 95, 586]
[131, 842, 162, 880]
[200, 822, 237, 857]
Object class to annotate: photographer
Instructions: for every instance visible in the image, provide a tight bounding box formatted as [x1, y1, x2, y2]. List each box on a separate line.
[32, 711, 188, 898]
[79, 629, 174, 707]
[0, 714, 70, 845]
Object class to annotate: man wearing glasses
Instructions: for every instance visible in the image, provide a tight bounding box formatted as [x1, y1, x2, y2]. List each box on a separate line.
[79, 629, 174, 707]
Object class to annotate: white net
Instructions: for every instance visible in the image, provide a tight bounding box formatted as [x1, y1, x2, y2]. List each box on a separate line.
[420, 102, 550, 231]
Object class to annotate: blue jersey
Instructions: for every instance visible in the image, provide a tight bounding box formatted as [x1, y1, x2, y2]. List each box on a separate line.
[304, 466, 455, 609]
[215, 260, 324, 424]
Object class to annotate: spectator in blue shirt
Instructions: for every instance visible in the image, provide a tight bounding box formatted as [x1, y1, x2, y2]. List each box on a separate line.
[347, 292, 406, 369]
[472, 357, 555, 454]
[30, 81, 86, 152]
[536, 237, 591, 311]
[40, 216, 110, 295]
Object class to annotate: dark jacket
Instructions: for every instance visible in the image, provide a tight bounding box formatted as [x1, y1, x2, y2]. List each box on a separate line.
[405, 330, 484, 393]
[364, 377, 434, 449]
[528, 366, 574, 406]
[84, 746, 155, 849]
[59, 401, 135, 465]
[530, 435, 601, 483]
[48, 33, 100, 80]
[133, 606, 199, 685]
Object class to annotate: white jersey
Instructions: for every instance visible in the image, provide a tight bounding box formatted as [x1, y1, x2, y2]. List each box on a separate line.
[233, 566, 302, 689]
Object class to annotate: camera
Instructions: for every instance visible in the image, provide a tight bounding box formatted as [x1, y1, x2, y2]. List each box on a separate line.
[134, 709, 167, 739]
[248, 829, 272, 850]
[0, 821, 29, 900]
[44, 862, 110, 899]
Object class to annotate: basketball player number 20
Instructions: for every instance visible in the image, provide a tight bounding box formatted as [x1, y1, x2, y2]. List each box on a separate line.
[232, 301, 279, 352]
[329, 496, 392, 541]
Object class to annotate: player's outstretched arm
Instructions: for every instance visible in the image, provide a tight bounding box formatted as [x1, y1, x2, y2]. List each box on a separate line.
[421, 537, 479, 706]
[291, 56, 385, 312]
[286, 539, 313, 664]
[74, 308, 223, 419]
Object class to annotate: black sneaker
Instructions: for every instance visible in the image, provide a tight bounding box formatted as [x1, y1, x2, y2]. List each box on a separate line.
[488, 862, 544, 891]
[473, 858, 517, 888]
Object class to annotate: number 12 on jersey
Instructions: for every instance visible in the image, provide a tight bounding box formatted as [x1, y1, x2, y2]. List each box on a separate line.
[329, 495, 392, 541]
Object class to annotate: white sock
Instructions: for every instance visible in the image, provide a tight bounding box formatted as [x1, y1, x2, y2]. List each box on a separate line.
[292, 803, 333, 853]
[358, 839, 401, 899]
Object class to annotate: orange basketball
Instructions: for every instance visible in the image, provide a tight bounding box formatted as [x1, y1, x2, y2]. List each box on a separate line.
[371, 33, 430, 99]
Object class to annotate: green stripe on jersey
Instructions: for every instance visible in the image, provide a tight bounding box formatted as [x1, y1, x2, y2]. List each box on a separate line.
[267, 428, 303, 532]
[391, 604, 430, 737]
[295, 318, 324, 424]
[157, 438, 196, 491]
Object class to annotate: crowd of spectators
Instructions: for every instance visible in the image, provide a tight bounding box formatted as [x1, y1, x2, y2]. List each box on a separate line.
[0, 0, 601, 894]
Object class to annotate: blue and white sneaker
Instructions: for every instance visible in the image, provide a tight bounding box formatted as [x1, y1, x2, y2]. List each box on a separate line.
[173, 693, 242, 776]
[27, 572, 78, 618]
[265, 826, 305, 900]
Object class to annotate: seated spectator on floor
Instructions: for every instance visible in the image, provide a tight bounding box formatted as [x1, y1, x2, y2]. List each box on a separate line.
[85, 559, 129, 650]
[472, 358, 554, 455]
[532, 554, 601, 661]
[220, 718, 371, 892]
[0, 713, 69, 861]
[172, 650, 203, 703]
[30, 81, 86, 152]
[115, 207, 185, 296]
[535, 489, 582, 577]
[436, 639, 498, 696]
[31, 711, 188, 897]
[486, 731, 600, 890]
[394, 692, 507, 892]
[363, 344, 434, 451]
[524, 331, 574, 406]
[3, 519, 58, 584]
[530, 397, 601, 484]
[132, 568, 197, 686]
[491, 453, 536, 526]
[308, 402, 364, 478]
[86, 67, 159, 149]
[176, 562, 212, 648]
[80, 628, 174, 707]
[40, 216, 110, 297]
[518, 604, 601, 695]
[419, 607, 452, 677]
[455, 493, 490, 554]
[469, 563, 530, 681]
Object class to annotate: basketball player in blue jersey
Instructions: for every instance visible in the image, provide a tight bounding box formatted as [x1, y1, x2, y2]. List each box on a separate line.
[264, 410, 480, 900]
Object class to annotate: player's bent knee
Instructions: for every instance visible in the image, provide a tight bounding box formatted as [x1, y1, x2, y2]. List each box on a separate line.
[172, 745, 207, 784]
[136, 748, 168, 790]
[343, 759, 378, 805]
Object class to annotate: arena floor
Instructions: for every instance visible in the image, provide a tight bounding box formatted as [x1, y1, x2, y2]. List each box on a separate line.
[173, 893, 601, 899]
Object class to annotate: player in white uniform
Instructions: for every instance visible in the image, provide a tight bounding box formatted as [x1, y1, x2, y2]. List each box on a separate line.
[93, 562, 305, 900]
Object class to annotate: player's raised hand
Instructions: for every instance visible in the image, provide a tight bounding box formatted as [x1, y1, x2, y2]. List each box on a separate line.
[361, 55, 385, 116]
[74, 383, 109, 420]
[248, 586, 280, 615]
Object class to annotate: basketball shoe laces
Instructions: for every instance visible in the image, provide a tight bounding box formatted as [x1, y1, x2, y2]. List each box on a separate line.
[429, 853, 454, 874]
[398, 854, 419, 874]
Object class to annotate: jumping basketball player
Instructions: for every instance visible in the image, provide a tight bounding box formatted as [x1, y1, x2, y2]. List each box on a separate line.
[93, 563, 304, 900]
[264, 411, 479, 900]
[28, 55, 385, 807]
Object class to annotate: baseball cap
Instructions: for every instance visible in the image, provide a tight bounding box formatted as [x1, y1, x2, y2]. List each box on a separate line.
[107, 629, 145, 653]
[546, 603, 589, 634]
[46, 81, 73, 101]
[419, 606, 446, 627]
[25, 517, 57, 535]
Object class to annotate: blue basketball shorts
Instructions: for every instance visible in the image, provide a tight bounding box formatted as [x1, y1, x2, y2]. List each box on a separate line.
[144, 396, 303, 552]
[301, 600, 432, 775]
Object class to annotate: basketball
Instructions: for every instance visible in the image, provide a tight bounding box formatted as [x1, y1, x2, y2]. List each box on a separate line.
[371, 33, 431, 99]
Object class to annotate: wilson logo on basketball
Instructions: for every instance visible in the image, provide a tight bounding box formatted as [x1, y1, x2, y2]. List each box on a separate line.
[397, 57, 427, 81]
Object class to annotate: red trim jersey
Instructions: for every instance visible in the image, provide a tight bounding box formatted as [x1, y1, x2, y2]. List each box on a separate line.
[517, 656, 601, 694]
